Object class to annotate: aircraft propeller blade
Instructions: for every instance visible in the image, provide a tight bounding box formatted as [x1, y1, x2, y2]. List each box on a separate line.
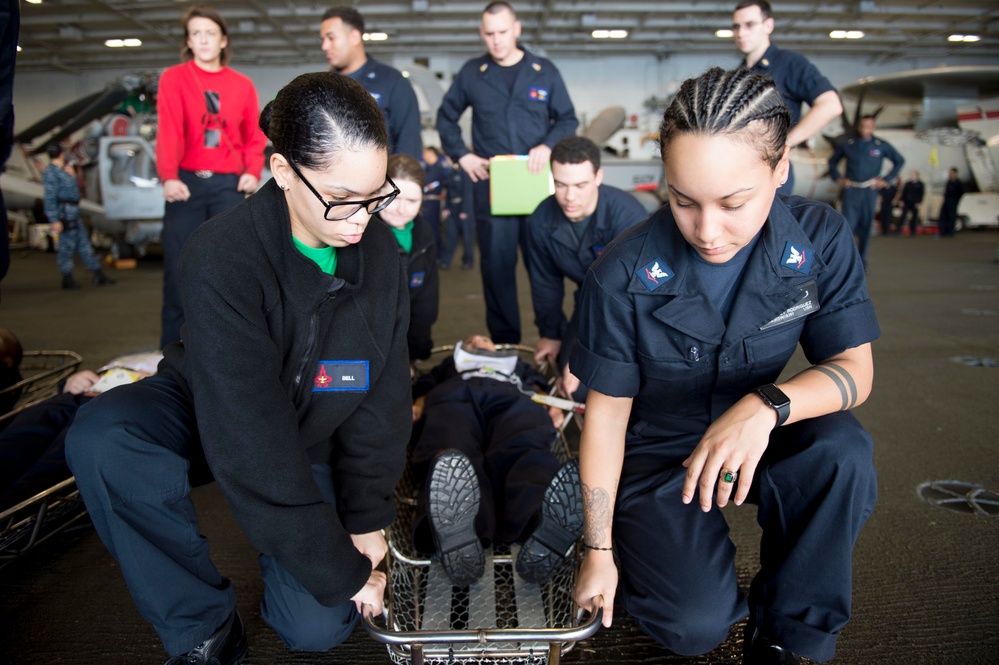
[21, 83, 132, 152]
[14, 89, 110, 144]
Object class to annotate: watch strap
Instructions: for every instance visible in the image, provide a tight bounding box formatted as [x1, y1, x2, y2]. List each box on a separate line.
[756, 383, 790, 428]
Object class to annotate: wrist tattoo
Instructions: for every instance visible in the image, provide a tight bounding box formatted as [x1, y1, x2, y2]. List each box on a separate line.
[812, 362, 858, 409]
[581, 482, 614, 548]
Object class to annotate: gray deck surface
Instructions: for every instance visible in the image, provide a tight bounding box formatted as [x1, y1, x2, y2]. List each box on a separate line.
[1, 226, 997, 664]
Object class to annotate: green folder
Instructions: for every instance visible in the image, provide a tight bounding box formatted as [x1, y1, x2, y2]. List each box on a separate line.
[489, 155, 554, 216]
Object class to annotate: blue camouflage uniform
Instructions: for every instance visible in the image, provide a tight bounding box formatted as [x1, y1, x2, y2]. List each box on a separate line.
[746, 43, 837, 196]
[347, 58, 422, 161]
[570, 195, 879, 663]
[436, 49, 578, 343]
[42, 162, 102, 276]
[828, 135, 904, 264]
[524, 184, 646, 374]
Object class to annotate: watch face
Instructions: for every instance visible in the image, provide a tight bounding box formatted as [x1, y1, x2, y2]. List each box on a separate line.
[759, 384, 790, 407]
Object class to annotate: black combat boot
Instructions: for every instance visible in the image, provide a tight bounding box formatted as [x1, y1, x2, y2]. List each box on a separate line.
[92, 270, 116, 286]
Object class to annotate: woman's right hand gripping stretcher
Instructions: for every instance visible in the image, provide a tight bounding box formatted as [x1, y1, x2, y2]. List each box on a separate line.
[574, 550, 616, 628]
[351, 530, 389, 617]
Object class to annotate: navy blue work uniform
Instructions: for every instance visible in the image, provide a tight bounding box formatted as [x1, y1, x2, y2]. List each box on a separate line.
[524, 184, 646, 372]
[409, 356, 559, 550]
[897, 178, 925, 236]
[938, 178, 965, 237]
[436, 49, 578, 343]
[570, 196, 879, 663]
[347, 58, 423, 161]
[828, 136, 904, 264]
[421, 157, 449, 252]
[441, 166, 476, 270]
[746, 44, 837, 196]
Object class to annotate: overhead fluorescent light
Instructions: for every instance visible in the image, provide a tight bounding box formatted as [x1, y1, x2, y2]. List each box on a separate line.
[830, 30, 864, 39]
[591, 29, 628, 39]
[25, 0, 41, 4]
[363, 32, 388, 41]
[949, 34, 981, 42]
[105, 38, 142, 48]
[715, 29, 734, 38]
[16, 45, 21, 51]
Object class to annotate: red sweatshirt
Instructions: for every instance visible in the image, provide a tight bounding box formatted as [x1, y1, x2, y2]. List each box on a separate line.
[155, 61, 267, 181]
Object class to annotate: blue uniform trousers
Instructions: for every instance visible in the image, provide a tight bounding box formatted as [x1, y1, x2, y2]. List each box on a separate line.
[0, 391, 90, 507]
[472, 179, 528, 344]
[65, 374, 357, 656]
[614, 411, 877, 663]
[441, 170, 476, 269]
[421, 199, 443, 254]
[938, 199, 960, 237]
[840, 187, 878, 264]
[161, 171, 243, 348]
[410, 378, 560, 550]
[56, 225, 102, 276]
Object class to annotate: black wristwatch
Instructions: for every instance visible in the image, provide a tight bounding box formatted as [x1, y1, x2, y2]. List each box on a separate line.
[756, 383, 790, 428]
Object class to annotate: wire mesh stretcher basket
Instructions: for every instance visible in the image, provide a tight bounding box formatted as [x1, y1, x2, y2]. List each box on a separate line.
[363, 345, 600, 664]
[0, 350, 87, 567]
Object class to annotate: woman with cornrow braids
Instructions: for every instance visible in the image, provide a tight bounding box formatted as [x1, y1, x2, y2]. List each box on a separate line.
[571, 67, 878, 665]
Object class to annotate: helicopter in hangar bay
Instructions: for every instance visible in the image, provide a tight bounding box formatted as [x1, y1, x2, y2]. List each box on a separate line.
[3, 72, 165, 255]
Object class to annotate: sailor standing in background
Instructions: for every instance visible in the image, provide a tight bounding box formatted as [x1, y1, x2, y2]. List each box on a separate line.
[732, 0, 843, 196]
[436, 1, 578, 344]
[321, 5, 422, 161]
[828, 115, 904, 266]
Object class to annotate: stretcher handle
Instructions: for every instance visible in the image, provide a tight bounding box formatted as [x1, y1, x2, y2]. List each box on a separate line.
[361, 595, 603, 646]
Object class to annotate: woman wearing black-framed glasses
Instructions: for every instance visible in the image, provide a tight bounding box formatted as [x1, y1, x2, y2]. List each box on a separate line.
[66, 73, 412, 665]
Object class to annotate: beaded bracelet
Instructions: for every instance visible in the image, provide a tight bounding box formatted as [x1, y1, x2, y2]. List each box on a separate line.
[582, 542, 613, 551]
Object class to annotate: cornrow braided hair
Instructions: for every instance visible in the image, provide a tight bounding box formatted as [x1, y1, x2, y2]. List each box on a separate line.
[659, 67, 790, 169]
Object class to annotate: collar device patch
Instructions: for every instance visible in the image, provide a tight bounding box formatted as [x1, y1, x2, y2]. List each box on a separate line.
[636, 258, 674, 292]
[313, 360, 370, 392]
[780, 241, 812, 274]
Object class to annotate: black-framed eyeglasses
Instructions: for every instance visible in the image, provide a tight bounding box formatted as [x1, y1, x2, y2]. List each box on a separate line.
[287, 160, 400, 221]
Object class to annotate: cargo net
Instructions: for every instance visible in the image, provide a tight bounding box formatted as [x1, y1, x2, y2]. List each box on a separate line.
[380, 448, 580, 665]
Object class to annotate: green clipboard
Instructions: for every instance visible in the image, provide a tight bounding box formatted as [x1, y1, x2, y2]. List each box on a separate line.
[489, 155, 554, 216]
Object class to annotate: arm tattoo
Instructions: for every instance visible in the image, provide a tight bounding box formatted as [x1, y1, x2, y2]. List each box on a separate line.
[581, 482, 614, 547]
[811, 362, 859, 410]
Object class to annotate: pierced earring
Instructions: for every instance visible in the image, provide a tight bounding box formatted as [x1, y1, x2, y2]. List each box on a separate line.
[279, 184, 288, 190]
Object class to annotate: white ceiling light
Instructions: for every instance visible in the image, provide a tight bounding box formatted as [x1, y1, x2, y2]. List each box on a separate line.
[830, 30, 864, 39]
[16, 45, 21, 51]
[948, 34, 981, 42]
[715, 29, 734, 38]
[25, 0, 41, 4]
[104, 38, 142, 48]
[363, 32, 388, 41]
[591, 29, 628, 39]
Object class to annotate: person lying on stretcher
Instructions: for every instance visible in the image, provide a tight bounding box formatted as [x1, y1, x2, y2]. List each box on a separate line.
[409, 335, 582, 586]
[0, 352, 162, 508]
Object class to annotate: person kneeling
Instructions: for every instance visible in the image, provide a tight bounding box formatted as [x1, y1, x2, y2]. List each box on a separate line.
[410, 335, 582, 586]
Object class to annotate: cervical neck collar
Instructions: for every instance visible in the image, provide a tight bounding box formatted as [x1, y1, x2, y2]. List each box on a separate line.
[452, 340, 519, 376]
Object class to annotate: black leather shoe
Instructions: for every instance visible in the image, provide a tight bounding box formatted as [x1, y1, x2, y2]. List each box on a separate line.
[62, 274, 81, 290]
[743, 625, 802, 665]
[164, 610, 247, 665]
